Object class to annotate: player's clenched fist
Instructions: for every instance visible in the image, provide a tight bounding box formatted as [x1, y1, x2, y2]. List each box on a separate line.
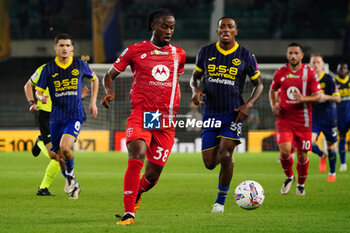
[101, 93, 115, 109]
[191, 87, 205, 105]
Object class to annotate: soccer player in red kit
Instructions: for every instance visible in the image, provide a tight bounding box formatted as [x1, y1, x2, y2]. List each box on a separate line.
[101, 9, 186, 225]
[269, 42, 322, 196]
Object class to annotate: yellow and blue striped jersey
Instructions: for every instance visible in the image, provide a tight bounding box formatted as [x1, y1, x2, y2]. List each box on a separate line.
[312, 72, 339, 125]
[336, 74, 350, 125]
[30, 64, 52, 112]
[195, 42, 260, 115]
[35, 56, 96, 122]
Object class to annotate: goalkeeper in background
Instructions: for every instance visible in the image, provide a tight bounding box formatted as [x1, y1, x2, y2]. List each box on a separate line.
[24, 54, 89, 196]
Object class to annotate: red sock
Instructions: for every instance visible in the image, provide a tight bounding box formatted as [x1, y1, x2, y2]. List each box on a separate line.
[123, 158, 144, 213]
[138, 174, 159, 194]
[280, 154, 294, 177]
[297, 158, 309, 185]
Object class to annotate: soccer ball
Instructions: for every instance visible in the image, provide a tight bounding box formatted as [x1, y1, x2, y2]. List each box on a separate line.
[234, 180, 265, 210]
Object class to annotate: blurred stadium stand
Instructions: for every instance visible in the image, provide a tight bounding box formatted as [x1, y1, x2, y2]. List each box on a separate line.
[1, 0, 350, 150]
[8, 0, 347, 40]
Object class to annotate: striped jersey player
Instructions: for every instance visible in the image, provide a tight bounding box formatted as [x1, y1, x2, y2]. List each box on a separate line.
[35, 33, 99, 200]
[190, 17, 263, 213]
[309, 54, 340, 180]
[335, 63, 350, 172]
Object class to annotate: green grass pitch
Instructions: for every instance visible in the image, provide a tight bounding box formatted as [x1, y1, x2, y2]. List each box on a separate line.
[0, 151, 349, 233]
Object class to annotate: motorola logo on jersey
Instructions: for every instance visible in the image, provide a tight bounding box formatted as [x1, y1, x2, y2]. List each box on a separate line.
[152, 65, 170, 81]
[286, 86, 300, 100]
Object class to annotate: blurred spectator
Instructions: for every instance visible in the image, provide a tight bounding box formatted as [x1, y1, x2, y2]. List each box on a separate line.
[247, 108, 260, 130]
[18, 5, 29, 38]
[186, 102, 202, 132]
[342, 1, 350, 58]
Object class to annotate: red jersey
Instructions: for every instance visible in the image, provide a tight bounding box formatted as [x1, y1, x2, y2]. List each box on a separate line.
[113, 40, 186, 121]
[271, 63, 321, 127]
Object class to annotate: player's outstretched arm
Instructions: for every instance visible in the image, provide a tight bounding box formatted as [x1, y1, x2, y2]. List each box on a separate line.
[24, 79, 38, 112]
[190, 69, 205, 105]
[235, 76, 264, 122]
[269, 87, 280, 116]
[101, 67, 119, 109]
[322, 93, 341, 103]
[89, 76, 99, 119]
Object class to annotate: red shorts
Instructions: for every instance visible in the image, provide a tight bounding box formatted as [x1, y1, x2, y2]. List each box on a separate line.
[276, 118, 312, 151]
[126, 116, 175, 167]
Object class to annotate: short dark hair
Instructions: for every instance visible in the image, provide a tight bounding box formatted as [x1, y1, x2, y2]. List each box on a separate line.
[288, 42, 303, 52]
[311, 53, 322, 58]
[148, 9, 174, 31]
[217, 17, 237, 27]
[54, 33, 73, 45]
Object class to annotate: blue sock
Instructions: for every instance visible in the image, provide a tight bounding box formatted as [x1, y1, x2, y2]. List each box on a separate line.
[61, 171, 66, 178]
[215, 185, 230, 205]
[338, 138, 346, 164]
[328, 149, 337, 174]
[65, 158, 75, 175]
[312, 143, 324, 158]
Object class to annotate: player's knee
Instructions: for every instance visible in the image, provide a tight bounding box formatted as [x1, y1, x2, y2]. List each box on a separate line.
[128, 152, 146, 160]
[280, 151, 290, 159]
[60, 144, 72, 155]
[204, 162, 216, 170]
[203, 158, 216, 170]
[327, 143, 335, 151]
[218, 151, 233, 165]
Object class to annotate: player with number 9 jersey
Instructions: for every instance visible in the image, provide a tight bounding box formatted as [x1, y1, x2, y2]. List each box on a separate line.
[35, 33, 99, 200]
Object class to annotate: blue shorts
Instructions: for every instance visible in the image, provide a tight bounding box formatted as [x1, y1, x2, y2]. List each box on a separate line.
[50, 119, 82, 152]
[201, 112, 242, 151]
[312, 121, 337, 143]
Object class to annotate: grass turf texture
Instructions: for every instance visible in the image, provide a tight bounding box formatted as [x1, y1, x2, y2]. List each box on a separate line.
[0, 151, 349, 233]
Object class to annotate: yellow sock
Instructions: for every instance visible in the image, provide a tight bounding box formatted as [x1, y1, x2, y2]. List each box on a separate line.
[39, 159, 60, 189]
[37, 140, 50, 159]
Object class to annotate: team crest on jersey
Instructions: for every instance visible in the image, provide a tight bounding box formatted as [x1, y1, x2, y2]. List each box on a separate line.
[232, 58, 241, 66]
[286, 86, 299, 100]
[126, 128, 133, 137]
[152, 65, 170, 81]
[71, 69, 79, 76]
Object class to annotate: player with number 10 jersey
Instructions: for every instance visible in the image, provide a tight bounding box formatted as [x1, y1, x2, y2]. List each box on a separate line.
[271, 63, 321, 150]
